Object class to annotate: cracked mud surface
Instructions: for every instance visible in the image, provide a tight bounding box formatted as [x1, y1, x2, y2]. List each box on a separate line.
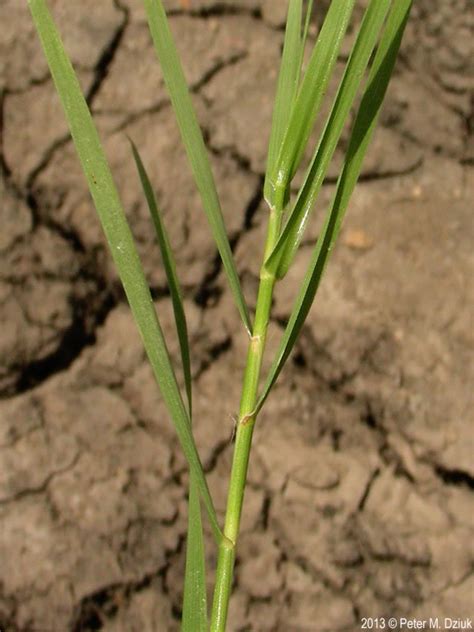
[1, 1, 473, 630]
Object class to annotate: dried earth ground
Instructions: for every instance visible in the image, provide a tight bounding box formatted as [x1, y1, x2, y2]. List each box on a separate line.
[0, 0, 473, 630]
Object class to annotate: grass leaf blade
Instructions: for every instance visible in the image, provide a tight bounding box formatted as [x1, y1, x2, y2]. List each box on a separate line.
[28, 0, 221, 542]
[130, 140, 192, 414]
[182, 479, 208, 632]
[143, 0, 251, 335]
[264, 0, 303, 202]
[267, 0, 356, 208]
[257, 0, 413, 413]
[130, 143, 208, 629]
[266, 0, 391, 278]
[294, 0, 315, 91]
[301, 0, 315, 60]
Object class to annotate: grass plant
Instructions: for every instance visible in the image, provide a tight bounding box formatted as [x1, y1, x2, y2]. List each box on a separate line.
[29, 0, 412, 629]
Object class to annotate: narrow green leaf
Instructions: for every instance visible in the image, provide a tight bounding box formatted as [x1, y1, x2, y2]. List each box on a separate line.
[266, 0, 391, 279]
[28, 0, 221, 543]
[257, 0, 413, 413]
[295, 0, 315, 92]
[143, 0, 251, 335]
[130, 140, 192, 415]
[182, 479, 208, 632]
[264, 0, 303, 201]
[129, 142, 208, 630]
[266, 0, 356, 209]
[300, 0, 315, 63]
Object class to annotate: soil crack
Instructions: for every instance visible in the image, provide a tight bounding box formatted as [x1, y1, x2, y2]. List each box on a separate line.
[11, 284, 118, 397]
[167, 4, 262, 20]
[193, 175, 263, 309]
[24, 2, 129, 190]
[109, 50, 247, 135]
[71, 527, 181, 632]
[433, 464, 474, 490]
[86, 2, 130, 106]
[0, 451, 81, 506]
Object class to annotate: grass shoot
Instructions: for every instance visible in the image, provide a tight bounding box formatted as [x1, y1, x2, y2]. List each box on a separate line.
[28, 0, 413, 629]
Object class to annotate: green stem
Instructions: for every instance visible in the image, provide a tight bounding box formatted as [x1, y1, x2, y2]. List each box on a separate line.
[210, 194, 283, 631]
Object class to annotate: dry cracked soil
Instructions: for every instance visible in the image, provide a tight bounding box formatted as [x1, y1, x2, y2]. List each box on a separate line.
[0, 1, 473, 631]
